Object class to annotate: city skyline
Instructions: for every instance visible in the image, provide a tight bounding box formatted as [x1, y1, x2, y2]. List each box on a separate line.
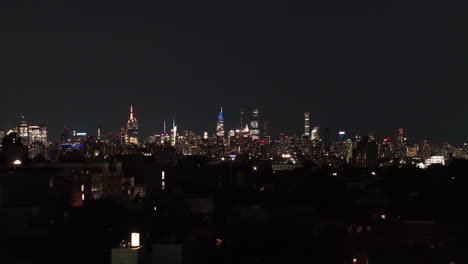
[1, 1, 466, 144]
[0, 105, 465, 146]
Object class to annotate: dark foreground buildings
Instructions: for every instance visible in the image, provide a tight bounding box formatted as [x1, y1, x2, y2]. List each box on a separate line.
[1, 151, 468, 264]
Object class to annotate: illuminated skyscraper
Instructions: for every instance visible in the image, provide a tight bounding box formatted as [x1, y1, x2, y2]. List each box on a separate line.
[250, 108, 260, 139]
[125, 105, 139, 145]
[311, 127, 320, 140]
[304, 112, 310, 138]
[216, 107, 225, 137]
[97, 125, 102, 140]
[395, 128, 405, 157]
[171, 116, 177, 146]
[397, 128, 404, 145]
[29, 125, 47, 145]
[19, 116, 30, 146]
[337, 130, 346, 141]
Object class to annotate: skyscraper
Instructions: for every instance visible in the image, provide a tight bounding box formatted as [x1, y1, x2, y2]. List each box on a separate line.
[240, 108, 244, 130]
[29, 125, 47, 145]
[61, 126, 69, 143]
[19, 115, 30, 146]
[171, 116, 177, 147]
[395, 128, 405, 157]
[311, 127, 320, 140]
[97, 125, 102, 140]
[324, 128, 330, 153]
[216, 107, 225, 137]
[125, 105, 139, 145]
[250, 108, 260, 139]
[304, 112, 310, 138]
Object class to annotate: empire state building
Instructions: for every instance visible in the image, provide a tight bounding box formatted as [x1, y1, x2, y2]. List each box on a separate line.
[125, 105, 139, 145]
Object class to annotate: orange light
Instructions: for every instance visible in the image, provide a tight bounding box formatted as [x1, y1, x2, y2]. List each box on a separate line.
[371, 171, 376, 176]
[216, 238, 223, 246]
[353, 258, 357, 264]
[381, 214, 386, 220]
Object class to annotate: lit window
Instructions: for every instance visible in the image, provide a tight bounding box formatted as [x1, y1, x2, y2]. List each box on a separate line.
[81, 184, 84, 192]
[81, 193, 85, 201]
[161, 171, 165, 180]
[131, 232, 140, 247]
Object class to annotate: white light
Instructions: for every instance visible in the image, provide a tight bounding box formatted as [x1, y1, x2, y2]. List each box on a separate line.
[12, 160, 22, 165]
[131, 232, 140, 247]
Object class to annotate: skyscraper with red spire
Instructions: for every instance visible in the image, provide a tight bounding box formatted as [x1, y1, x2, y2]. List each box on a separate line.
[125, 105, 139, 145]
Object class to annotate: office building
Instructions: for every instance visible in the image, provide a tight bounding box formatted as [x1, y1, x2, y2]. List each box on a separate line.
[250, 108, 260, 139]
[304, 112, 310, 138]
[311, 127, 320, 140]
[19, 116, 30, 146]
[216, 107, 225, 137]
[125, 105, 139, 145]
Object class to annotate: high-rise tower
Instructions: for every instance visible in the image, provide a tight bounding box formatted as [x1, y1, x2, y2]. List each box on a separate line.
[311, 127, 320, 140]
[250, 108, 260, 139]
[240, 108, 244, 130]
[171, 116, 177, 146]
[304, 112, 310, 138]
[125, 105, 139, 145]
[216, 107, 225, 137]
[19, 115, 30, 146]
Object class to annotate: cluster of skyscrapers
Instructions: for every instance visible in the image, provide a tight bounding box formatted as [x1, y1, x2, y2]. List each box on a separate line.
[0, 106, 467, 168]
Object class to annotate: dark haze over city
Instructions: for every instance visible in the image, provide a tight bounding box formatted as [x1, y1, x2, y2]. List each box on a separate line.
[0, 1, 466, 143]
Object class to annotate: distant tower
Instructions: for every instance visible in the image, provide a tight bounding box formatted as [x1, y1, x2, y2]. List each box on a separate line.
[263, 120, 269, 137]
[125, 105, 139, 145]
[324, 128, 330, 153]
[304, 112, 310, 139]
[216, 107, 225, 137]
[397, 128, 404, 145]
[250, 108, 260, 139]
[396, 128, 405, 157]
[240, 108, 244, 129]
[97, 125, 102, 140]
[61, 126, 69, 143]
[171, 116, 177, 146]
[19, 115, 30, 146]
[311, 127, 320, 140]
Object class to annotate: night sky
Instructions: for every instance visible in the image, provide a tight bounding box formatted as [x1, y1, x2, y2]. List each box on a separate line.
[0, 1, 466, 143]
